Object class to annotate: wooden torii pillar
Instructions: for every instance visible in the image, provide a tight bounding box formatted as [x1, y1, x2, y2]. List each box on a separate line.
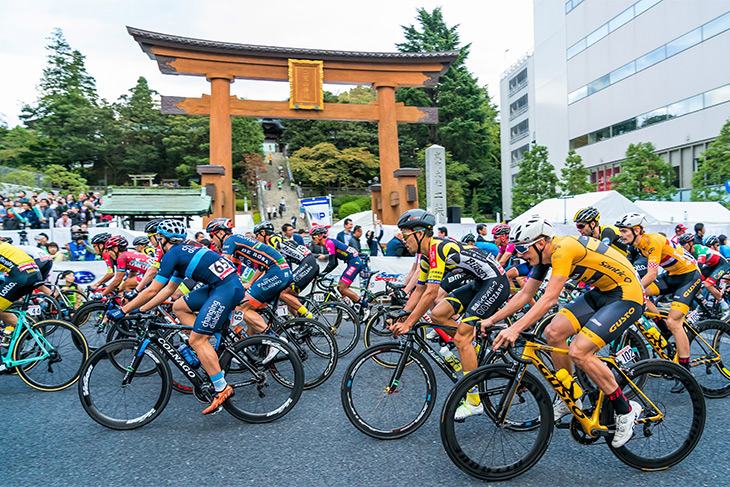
[128, 27, 457, 224]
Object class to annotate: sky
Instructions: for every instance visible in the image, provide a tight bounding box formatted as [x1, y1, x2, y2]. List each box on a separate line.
[0, 0, 534, 128]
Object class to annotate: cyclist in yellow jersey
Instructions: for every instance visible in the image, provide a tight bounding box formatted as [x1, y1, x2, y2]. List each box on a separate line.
[0, 242, 42, 327]
[489, 215, 643, 448]
[574, 206, 628, 256]
[616, 212, 700, 390]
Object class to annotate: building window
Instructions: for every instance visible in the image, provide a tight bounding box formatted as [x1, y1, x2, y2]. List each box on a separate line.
[587, 75, 610, 95]
[609, 62, 636, 84]
[705, 85, 730, 107]
[587, 126, 611, 144]
[666, 28, 701, 57]
[611, 118, 637, 136]
[510, 119, 529, 141]
[508, 69, 528, 93]
[703, 11, 730, 40]
[511, 144, 530, 164]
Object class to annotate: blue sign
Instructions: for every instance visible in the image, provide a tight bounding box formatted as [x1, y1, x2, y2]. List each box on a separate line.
[73, 271, 96, 284]
[725, 179, 730, 194]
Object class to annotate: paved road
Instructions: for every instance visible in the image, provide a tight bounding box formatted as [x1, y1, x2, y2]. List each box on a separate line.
[3, 341, 729, 487]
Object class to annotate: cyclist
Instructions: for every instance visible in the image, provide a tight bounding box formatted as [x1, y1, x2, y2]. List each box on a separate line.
[489, 215, 643, 448]
[309, 225, 365, 314]
[493, 224, 514, 267]
[0, 241, 42, 331]
[207, 218, 293, 336]
[15, 243, 54, 295]
[130, 219, 165, 295]
[616, 212, 701, 390]
[88, 232, 113, 293]
[110, 219, 245, 414]
[574, 206, 628, 256]
[389, 209, 510, 420]
[100, 236, 153, 297]
[677, 234, 730, 317]
[253, 220, 316, 317]
[133, 236, 155, 257]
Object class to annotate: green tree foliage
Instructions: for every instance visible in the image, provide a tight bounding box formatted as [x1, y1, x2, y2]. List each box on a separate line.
[691, 118, 730, 204]
[43, 164, 89, 194]
[395, 7, 501, 216]
[161, 116, 210, 183]
[611, 142, 676, 201]
[290, 143, 378, 191]
[511, 145, 559, 215]
[231, 115, 265, 184]
[1, 170, 37, 188]
[0, 126, 56, 167]
[337, 86, 376, 104]
[560, 149, 595, 195]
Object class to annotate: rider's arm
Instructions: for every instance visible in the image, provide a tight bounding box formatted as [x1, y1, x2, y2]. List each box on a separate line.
[122, 278, 165, 313]
[498, 251, 513, 268]
[102, 271, 125, 296]
[246, 268, 263, 288]
[401, 282, 439, 329]
[641, 266, 658, 289]
[484, 277, 542, 325]
[403, 259, 419, 293]
[91, 271, 114, 289]
[135, 265, 158, 292]
[139, 281, 180, 311]
[510, 274, 568, 333]
[322, 253, 338, 275]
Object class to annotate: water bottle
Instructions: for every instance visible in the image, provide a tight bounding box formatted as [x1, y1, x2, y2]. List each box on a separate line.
[440, 346, 462, 372]
[645, 326, 668, 348]
[555, 369, 582, 401]
[2, 325, 14, 346]
[177, 344, 200, 368]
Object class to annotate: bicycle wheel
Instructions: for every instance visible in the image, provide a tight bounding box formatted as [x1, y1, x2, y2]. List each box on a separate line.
[687, 319, 730, 398]
[276, 317, 337, 390]
[60, 289, 89, 318]
[218, 335, 304, 423]
[341, 343, 437, 439]
[72, 301, 109, 350]
[13, 320, 89, 391]
[311, 301, 359, 356]
[78, 339, 172, 430]
[605, 359, 705, 470]
[440, 364, 554, 481]
[26, 293, 63, 322]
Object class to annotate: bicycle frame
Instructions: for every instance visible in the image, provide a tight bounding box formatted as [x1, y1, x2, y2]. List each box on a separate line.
[639, 311, 723, 368]
[1, 310, 54, 368]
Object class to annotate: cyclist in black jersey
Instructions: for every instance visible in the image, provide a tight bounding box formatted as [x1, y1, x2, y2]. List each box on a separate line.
[574, 206, 628, 256]
[0, 242, 42, 328]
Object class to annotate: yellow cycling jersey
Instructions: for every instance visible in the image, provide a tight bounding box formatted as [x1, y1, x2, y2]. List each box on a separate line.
[0, 242, 36, 274]
[530, 236, 644, 302]
[634, 232, 698, 276]
[417, 238, 504, 285]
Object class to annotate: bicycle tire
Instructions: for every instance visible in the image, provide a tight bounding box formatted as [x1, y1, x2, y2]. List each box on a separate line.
[218, 334, 304, 423]
[13, 319, 89, 391]
[341, 342, 437, 439]
[72, 301, 110, 350]
[604, 359, 705, 470]
[275, 317, 338, 390]
[59, 289, 89, 318]
[687, 319, 730, 398]
[311, 301, 360, 356]
[78, 339, 172, 430]
[440, 363, 554, 481]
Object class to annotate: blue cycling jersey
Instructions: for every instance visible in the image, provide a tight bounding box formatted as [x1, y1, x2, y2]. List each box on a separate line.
[155, 244, 239, 287]
[221, 235, 289, 271]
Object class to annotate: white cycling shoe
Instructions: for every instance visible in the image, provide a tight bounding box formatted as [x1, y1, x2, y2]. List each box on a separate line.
[553, 396, 582, 422]
[455, 401, 484, 420]
[612, 401, 642, 448]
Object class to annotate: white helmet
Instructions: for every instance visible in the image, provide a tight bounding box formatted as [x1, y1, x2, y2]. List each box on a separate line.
[615, 212, 647, 228]
[509, 215, 554, 245]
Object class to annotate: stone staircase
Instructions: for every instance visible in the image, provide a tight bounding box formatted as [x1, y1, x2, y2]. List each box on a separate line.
[259, 152, 302, 228]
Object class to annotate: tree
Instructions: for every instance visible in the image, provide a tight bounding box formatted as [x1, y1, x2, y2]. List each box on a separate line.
[161, 115, 210, 184]
[511, 145, 559, 215]
[2, 170, 37, 188]
[231, 116, 265, 185]
[691, 118, 730, 204]
[395, 7, 501, 217]
[290, 142, 378, 191]
[611, 142, 676, 201]
[0, 126, 56, 168]
[560, 149, 595, 195]
[43, 164, 88, 194]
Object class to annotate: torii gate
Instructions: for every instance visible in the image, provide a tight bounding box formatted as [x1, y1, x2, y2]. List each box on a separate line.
[128, 27, 458, 224]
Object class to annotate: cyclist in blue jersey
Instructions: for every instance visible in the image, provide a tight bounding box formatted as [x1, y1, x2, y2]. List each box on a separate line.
[207, 218, 293, 336]
[310, 225, 365, 312]
[110, 219, 244, 415]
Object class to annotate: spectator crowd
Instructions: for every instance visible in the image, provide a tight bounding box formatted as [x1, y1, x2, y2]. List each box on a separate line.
[0, 190, 108, 230]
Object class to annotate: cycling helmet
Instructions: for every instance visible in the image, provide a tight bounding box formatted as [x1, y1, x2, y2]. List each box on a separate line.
[615, 212, 647, 228]
[91, 232, 111, 245]
[509, 215, 554, 246]
[397, 209, 436, 231]
[132, 236, 149, 247]
[491, 223, 511, 237]
[253, 220, 275, 236]
[309, 225, 328, 238]
[461, 233, 476, 244]
[677, 234, 694, 245]
[144, 219, 163, 235]
[206, 217, 233, 235]
[157, 219, 188, 242]
[104, 235, 129, 251]
[704, 235, 719, 247]
[0, 236, 13, 244]
[573, 206, 600, 223]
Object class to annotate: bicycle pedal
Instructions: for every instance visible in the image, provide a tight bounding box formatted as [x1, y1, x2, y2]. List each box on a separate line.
[555, 419, 571, 430]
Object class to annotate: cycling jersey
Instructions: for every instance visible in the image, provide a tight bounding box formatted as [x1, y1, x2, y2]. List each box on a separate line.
[114, 250, 153, 274]
[598, 225, 628, 256]
[155, 244, 240, 288]
[693, 245, 729, 286]
[417, 238, 505, 286]
[0, 242, 38, 275]
[101, 251, 114, 272]
[17, 245, 53, 281]
[693, 245, 723, 268]
[221, 235, 289, 272]
[634, 233, 698, 276]
[269, 234, 311, 265]
[0, 242, 42, 309]
[141, 246, 156, 257]
[325, 238, 359, 263]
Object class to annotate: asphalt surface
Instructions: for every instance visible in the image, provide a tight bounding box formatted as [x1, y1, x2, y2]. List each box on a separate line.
[3, 336, 730, 487]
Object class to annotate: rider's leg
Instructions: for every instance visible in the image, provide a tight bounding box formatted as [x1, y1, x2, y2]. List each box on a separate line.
[544, 312, 579, 375]
[666, 307, 690, 359]
[239, 301, 268, 334]
[704, 281, 722, 301]
[338, 281, 359, 303]
[280, 287, 312, 318]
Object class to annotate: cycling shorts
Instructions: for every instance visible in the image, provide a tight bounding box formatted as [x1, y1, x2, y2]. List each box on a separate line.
[558, 287, 644, 349]
[701, 260, 730, 287]
[246, 267, 293, 308]
[441, 271, 473, 293]
[36, 259, 53, 282]
[183, 280, 245, 336]
[512, 262, 531, 277]
[179, 277, 205, 295]
[0, 265, 43, 310]
[445, 274, 510, 326]
[340, 259, 363, 286]
[292, 255, 319, 293]
[647, 270, 702, 315]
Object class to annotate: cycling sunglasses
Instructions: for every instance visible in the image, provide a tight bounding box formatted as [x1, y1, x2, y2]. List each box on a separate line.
[575, 223, 586, 230]
[514, 242, 538, 255]
[401, 228, 426, 240]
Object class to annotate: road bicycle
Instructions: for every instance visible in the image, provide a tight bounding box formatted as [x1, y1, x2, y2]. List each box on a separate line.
[78, 312, 304, 430]
[439, 329, 706, 481]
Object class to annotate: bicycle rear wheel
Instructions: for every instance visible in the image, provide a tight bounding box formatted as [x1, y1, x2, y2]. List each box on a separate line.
[311, 301, 359, 356]
[440, 364, 554, 481]
[72, 301, 109, 350]
[605, 359, 706, 470]
[218, 335, 304, 423]
[276, 317, 338, 390]
[13, 320, 89, 391]
[78, 339, 172, 430]
[687, 319, 730, 398]
[341, 343, 436, 439]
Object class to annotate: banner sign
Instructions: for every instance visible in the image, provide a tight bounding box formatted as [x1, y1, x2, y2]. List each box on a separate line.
[300, 197, 332, 227]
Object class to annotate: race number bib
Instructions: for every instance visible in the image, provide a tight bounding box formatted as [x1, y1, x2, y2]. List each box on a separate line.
[209, 258, 235, 280]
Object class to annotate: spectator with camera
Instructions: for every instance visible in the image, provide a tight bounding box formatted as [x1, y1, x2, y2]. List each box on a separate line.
[66, 231, 95, 261]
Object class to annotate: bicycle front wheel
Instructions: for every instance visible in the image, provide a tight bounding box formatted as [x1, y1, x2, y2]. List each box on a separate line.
[276, 317, 338, 390]
[440, 364, 554, 481]
[13, 320, 89, 391]
[311, 301, 359, 356]
[219, 335, 304, 423]
[605, 359, 706, 470]
[72, 301, 109, 350]
[688, 319, 730, 398]
[341, 343, 437, 439]
[78, 339, 172, 430]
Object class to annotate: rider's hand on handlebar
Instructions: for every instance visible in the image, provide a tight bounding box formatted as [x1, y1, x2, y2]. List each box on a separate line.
[106, 308, 125, 322]
[491, 326, 520, 351]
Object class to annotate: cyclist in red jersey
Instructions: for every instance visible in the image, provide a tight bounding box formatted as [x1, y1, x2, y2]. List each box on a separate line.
[101, 236, 153, 297]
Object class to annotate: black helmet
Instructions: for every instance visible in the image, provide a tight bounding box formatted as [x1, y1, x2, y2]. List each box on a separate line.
[0, 236, 13, 244]
[677, 234, 694, 245]
[705, 235, 720, 247]
[133, 236, 150, 247]
[144, 219, 164, 234]
[461, 233, 476, 244]
[254, 221, 275, 236]
[397, 209, 436, 231]
[573, 207, 600, 223]
[91, 232, 111, 245]
[206, 218, 233, 235]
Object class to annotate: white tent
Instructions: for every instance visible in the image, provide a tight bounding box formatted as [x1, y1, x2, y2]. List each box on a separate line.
[635, 200, 730, 225]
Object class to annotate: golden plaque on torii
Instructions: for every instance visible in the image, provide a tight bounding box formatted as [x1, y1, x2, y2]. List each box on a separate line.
[288, 59, 324, 110]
